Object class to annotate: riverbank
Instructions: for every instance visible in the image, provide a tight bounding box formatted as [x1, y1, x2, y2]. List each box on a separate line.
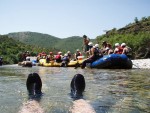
[132, 59, 150, 69]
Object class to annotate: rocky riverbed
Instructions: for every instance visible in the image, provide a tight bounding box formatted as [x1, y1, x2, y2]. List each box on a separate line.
[132, 59, 150, 69]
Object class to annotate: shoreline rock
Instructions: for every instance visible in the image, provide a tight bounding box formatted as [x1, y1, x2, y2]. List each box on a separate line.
[132, 59, 150, 69]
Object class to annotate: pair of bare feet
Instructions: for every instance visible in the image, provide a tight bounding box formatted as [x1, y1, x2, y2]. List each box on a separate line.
[19, 73, 96, 113]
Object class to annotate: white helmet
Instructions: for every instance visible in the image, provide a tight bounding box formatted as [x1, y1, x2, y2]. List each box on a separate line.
[121, 43, 126, 47]
[67, 51, 70, 53]
[115, 43, 120, 47]
[95, 44, 99, 48]
[64, 54, 68, 56]
[88, 42, 93, 46]
[76, 49, 80, 51]
[58, 51, 62, 54]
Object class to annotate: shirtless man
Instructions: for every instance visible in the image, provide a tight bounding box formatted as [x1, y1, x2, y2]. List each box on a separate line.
[83, 35, 90, 57]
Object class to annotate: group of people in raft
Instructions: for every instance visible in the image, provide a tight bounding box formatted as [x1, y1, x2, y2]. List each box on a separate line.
[81, 35, 131, 68]
[37, 49, 82, 66]
[36, 35, 131, 68]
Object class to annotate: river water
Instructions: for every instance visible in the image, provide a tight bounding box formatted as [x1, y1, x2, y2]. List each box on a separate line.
[0, 65, 149, 113]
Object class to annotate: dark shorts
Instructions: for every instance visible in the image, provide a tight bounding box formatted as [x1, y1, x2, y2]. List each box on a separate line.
[84, 45, 90, 52]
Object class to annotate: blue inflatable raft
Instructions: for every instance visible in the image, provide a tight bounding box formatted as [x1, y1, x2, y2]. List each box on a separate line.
[91, 54, 132, 69]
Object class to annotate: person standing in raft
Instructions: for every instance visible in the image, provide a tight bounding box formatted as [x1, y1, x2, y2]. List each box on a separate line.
[82, 35, 90, 58]
[81, 43, 101, 69]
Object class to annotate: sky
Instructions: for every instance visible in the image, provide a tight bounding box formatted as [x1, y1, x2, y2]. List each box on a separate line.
[0, 0, 150, 39]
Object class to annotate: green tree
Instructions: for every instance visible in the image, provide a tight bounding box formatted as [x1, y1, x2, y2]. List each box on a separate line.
[134, 17, 139, 23]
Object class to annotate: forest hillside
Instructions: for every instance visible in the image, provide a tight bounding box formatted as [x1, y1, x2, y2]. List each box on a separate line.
[96, 16, 150, 59]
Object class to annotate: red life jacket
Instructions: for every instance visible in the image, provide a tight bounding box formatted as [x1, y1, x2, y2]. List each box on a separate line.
[116, 46, 123, 54]
[55, 54, 61, 60]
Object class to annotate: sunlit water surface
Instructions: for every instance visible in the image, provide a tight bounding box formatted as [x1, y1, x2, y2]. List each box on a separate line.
[0, 65, 149, 113]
